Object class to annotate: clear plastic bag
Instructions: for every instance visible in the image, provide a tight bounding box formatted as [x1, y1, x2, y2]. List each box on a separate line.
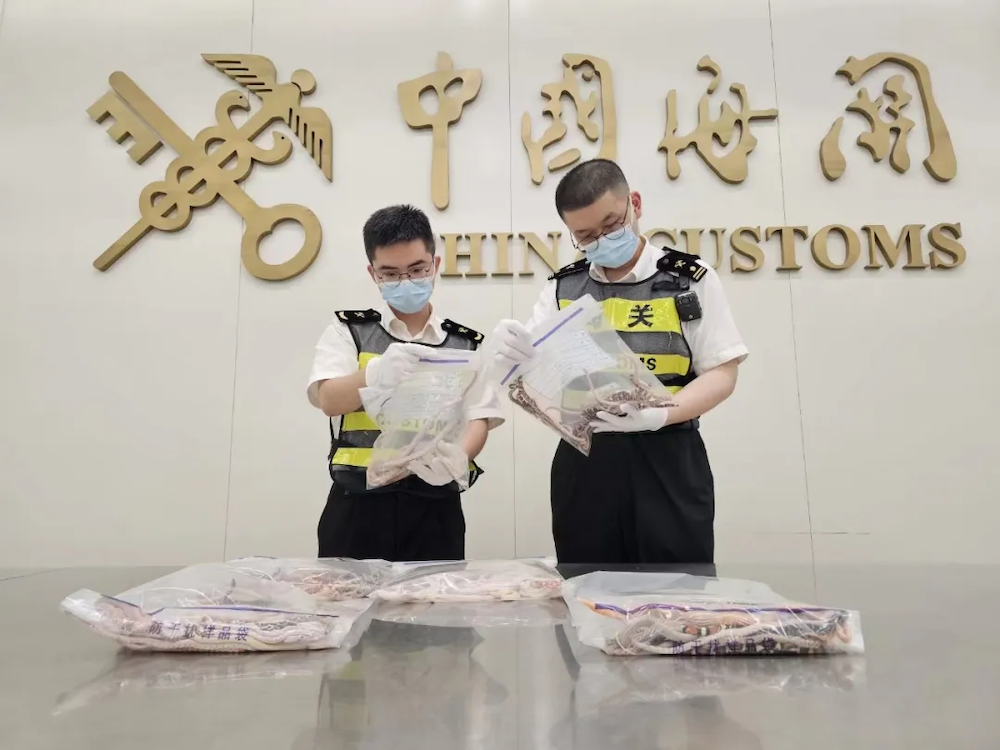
[374, 559, 564, 602]
[234, 556, 392, 600]
[373, 599, 569, 628]
[563, 572, 864, 656]
[60, 558, 385, 652]
[361, 349, 480, 489]
[500, 295, 674, 455]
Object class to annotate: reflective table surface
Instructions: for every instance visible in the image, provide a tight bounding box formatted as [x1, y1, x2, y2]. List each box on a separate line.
[1, 564, 997, 749]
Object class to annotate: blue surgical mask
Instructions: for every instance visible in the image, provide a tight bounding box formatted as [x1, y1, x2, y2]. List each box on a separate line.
[379, 277, 434, 314]
[585, 227, 640, 269]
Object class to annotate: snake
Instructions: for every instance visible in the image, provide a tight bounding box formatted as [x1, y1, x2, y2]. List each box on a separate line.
[83, 596, 340, 652]
[367, 370, 476, 488]
[374, 562, 564, 603]
[61, 561, 381, 653]
[508, 355, 675, 454]
[582, 599, 857, 656]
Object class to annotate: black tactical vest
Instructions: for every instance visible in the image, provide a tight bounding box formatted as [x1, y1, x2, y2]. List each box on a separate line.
[552, 248, 704, 393]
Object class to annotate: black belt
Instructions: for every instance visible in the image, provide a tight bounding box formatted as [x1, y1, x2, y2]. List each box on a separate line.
[664, 418, 699, 431]
[590, 418, 699, 439]
[332, 471, 459, 498]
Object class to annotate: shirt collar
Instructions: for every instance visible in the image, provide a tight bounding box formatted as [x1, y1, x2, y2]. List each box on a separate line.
[588, 236, 660, 283]
[379, 304, 445, 344]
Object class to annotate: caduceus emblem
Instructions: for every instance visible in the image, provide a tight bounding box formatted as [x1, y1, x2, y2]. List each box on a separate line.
[88, 54, 333, 281]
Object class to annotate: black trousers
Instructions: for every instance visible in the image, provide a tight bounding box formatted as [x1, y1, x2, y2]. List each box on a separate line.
[318, 481, 465, 562]
[550, 423, 715, 564]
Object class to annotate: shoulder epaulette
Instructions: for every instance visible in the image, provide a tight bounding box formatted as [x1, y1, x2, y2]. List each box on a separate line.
[658, 249, 708, 282]
[442, 319, 485, 344]
[335, 309, 381, 324]
[548, 257, 590, 281]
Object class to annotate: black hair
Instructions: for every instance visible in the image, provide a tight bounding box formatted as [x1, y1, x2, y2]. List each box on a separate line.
[362, 204, 436, 262]
[553, 158, 630, 218]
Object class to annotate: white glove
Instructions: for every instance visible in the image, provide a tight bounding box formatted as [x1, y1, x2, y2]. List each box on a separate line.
[591, 403, 671, 434]
[365, 343, 423, 392]
[490, 319, 538, 377]
[409, 442, 468, 487]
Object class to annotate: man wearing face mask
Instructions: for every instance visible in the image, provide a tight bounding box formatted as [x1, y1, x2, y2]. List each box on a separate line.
[308, 204, 503, 561]
[491, 159, 747, 565]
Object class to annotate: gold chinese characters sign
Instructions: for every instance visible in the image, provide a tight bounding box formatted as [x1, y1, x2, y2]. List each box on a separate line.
[398, 52, 482, 210]
[406, 49, 955, 194]
[522, 54, 617, 185]
[89, 50, 961, 280]
[819, 53, 955, 182]
[660, 55, 778, 184]
[89, 54, 332, 281]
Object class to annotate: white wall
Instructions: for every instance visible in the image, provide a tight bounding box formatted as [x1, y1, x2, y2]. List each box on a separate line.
[1, 0, 997, 566]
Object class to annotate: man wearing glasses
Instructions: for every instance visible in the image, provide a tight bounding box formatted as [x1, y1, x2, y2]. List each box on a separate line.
[489, 159, 747, 565]
[308, 204, 503, 561]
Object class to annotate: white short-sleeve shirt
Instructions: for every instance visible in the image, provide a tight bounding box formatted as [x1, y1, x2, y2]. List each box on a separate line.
[307, 305, 505, 428]
[526, 238, 748, 375]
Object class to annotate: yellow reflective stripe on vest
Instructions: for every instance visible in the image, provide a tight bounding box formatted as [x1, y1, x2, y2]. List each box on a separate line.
[630, 353, 691, 377]
[558, 297, 683, 334]
[340, 351, 382, 432]
[343, 414, 456, 433]
[342, 410, 379, 432]
[331, 447, 372, 467]
[564, 351, 690, 380]
[358, 351, 380, 369]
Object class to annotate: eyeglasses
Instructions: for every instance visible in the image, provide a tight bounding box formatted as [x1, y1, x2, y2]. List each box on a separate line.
[374, 264, 434, 287]
[571, 206, 632, 253]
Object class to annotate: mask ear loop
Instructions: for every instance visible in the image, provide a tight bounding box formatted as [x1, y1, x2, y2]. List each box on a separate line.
[620, 198, 643, 242]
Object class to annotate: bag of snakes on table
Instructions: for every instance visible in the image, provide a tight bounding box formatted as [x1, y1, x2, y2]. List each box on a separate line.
[374, 559, 564, 602]
[562, 571, 864, 656]
[498, 294, 674, 456]
[60, 558, 387, 652]
[360, 348, 480, 490]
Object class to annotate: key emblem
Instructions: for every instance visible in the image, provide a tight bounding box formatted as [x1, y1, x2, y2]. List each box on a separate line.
[88, 55, 334, 281]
